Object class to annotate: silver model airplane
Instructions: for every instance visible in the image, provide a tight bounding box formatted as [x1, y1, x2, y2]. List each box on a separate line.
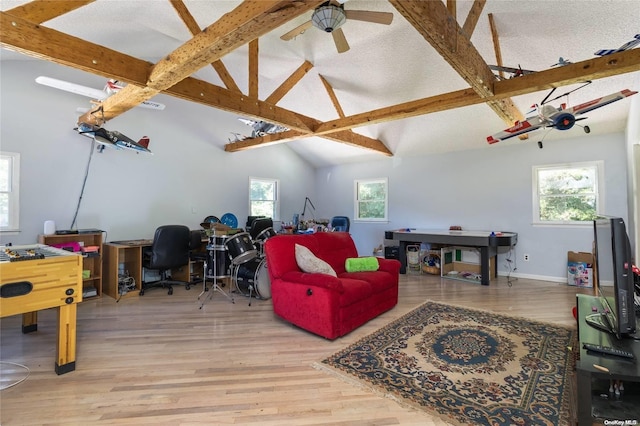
[76, 123, 152, 154]
[238, 118, 289, 138]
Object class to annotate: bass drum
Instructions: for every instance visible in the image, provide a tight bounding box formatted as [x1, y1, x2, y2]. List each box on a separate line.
[233, 257, 271, 300]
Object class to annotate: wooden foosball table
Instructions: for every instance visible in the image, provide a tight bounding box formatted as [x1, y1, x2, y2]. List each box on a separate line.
[0, 244, 82, 374]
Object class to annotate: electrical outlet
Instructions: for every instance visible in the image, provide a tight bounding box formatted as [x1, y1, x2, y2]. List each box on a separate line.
[523, 254, 530, 262]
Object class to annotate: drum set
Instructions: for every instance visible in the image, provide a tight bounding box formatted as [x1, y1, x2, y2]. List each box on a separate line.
[197, 223, 276, 308]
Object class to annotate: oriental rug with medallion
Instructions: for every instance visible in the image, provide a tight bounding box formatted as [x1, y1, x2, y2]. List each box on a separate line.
[316, 301, 576, 426]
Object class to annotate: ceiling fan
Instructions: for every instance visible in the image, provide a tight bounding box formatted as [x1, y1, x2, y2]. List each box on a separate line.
[280, 0, 393, 53]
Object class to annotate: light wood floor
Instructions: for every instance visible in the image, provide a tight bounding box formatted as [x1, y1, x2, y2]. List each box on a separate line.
[1, 274, 592, 425]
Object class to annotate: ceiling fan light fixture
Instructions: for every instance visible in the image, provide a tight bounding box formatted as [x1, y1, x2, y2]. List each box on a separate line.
[311, 4, 346, 33]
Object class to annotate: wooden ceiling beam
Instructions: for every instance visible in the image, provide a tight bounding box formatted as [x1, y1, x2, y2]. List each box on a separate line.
[248, 39, 259, 98]
[0, 7, 390, 155]
[319, 75, 346, 118]
[488, 13, 504, 80]
[388, 0, 524, 127]
[461, 0, 486, 38]
[494, 49, 640, 97]
[264, 60, 313, 105]
[93, 1, 323, 122]
[314, 49, 640, 135]
[0, 11, 151, 85]
[170, 0, 241, 93]
[4, 0, 94, 24]
[224, 130, 308, 151]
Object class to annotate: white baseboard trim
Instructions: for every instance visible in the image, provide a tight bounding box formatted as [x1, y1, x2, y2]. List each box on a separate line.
[497, 271, 567, 283]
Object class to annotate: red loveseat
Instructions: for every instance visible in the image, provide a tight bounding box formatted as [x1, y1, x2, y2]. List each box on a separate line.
[264, 232, 400, 340]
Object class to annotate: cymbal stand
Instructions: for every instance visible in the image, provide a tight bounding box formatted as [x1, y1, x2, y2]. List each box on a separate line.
[198, 244, 234, 309]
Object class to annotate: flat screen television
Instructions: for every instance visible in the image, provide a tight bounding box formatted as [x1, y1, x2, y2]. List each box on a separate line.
[586, 216, 636, 339]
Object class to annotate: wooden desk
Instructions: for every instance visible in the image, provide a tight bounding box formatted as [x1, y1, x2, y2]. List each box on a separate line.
[0, 244, 82, 374]
[385, 229, 518, 285]
[102, 240, 191, 299]
[575, 294, 640, 425]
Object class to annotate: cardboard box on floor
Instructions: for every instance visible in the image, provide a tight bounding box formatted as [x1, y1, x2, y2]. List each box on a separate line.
[567, 251, 594, 289]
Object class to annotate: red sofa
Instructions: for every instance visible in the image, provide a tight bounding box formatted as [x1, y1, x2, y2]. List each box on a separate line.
[264, 232, 400, 339]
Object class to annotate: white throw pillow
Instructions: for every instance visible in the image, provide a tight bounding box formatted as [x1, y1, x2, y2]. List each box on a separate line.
[295, 244, 337, 277]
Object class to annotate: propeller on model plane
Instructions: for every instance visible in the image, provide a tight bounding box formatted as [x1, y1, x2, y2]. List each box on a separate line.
[486, 89, 638, 146]
[75, 123, 152, 154]
[36, 76, 165, 111]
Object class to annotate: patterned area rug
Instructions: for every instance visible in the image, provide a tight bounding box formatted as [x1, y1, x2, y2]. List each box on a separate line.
[317, 301, 576, 426]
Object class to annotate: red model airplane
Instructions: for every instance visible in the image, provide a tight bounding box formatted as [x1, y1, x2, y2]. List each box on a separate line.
[487, 89, 637, 145]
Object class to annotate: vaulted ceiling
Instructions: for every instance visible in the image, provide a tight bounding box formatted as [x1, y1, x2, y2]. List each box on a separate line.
[1, 0, 639, 167]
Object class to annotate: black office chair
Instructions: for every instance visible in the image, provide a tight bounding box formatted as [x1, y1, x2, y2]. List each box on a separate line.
[249, 217, 273, 240]
[140, 225, 191, 295]
[330, 216, 350, 232]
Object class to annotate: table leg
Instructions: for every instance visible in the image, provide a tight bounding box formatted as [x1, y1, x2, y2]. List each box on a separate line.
[22, 311, 38, 333]
[480, 247, 490, 286]
[55, 304, 77, 375]
[576, 367, 592, 425]
[398, 241, 407, 274]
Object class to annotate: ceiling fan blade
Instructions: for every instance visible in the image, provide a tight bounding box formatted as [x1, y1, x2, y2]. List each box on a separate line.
[332, 28, 350, 53]
[281, 20, 313, 41]
[345, 10, 393, 25]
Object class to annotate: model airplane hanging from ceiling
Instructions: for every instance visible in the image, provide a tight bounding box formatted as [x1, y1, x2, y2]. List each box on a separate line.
[595, 34, 640, 56]
[238, 118, 289, 138]
[488, 65, 535, 80]
[35, 76, 165, 111]
[486, 89, 637, 145]
[75, 122, 153, 154]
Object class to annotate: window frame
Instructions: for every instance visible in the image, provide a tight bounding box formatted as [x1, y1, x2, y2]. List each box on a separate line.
[354, 177, 388, 222]
[248, 176, 279, 220]
[532, 161, 604, 227]
[0, 151, 20, 233]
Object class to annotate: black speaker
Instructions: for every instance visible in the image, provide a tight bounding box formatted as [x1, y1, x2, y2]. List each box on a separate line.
[1, 281, 33, 298]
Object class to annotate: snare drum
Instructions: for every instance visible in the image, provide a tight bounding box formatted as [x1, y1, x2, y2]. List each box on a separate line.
[233, 257, 271, 300]
[225, 232, 257, 265]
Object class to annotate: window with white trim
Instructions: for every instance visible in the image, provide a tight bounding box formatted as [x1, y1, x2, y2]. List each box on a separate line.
[533, 161, 603, 225]
[0, 152, 20, 232]
[249, 177, 279, 220]
[354, 178, 388, 221]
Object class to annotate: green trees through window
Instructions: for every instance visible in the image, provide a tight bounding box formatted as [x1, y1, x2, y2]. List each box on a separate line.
[534, 162, 601, 224]
[250, 177, 278, 219]
[355, 178, 388, 221]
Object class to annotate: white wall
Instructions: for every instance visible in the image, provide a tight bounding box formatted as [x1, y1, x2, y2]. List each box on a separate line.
[315, 132, 630, 282]
[0, 61, 316, 244]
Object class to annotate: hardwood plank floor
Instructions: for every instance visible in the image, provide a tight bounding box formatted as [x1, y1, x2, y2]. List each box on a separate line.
[1, 274, 592, 425]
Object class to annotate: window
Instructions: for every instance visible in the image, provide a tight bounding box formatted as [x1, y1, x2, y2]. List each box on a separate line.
[355, 178, 388, 221]
[533, 161, 603, 225]
[0, 152, 20, 232]
[249, 177, 279, 220]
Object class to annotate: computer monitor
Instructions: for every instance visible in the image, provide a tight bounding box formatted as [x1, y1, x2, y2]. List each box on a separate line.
[587, 216, 636, 339]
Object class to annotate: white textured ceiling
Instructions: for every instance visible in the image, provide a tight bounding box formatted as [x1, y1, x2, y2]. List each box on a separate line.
[2, 0, 639, 168]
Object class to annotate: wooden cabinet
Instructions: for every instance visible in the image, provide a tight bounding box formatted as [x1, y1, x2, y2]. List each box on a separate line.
[38, 232, 103, 299]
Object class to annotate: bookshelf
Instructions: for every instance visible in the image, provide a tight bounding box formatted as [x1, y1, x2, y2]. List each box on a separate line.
[38, 232, 103, 299]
